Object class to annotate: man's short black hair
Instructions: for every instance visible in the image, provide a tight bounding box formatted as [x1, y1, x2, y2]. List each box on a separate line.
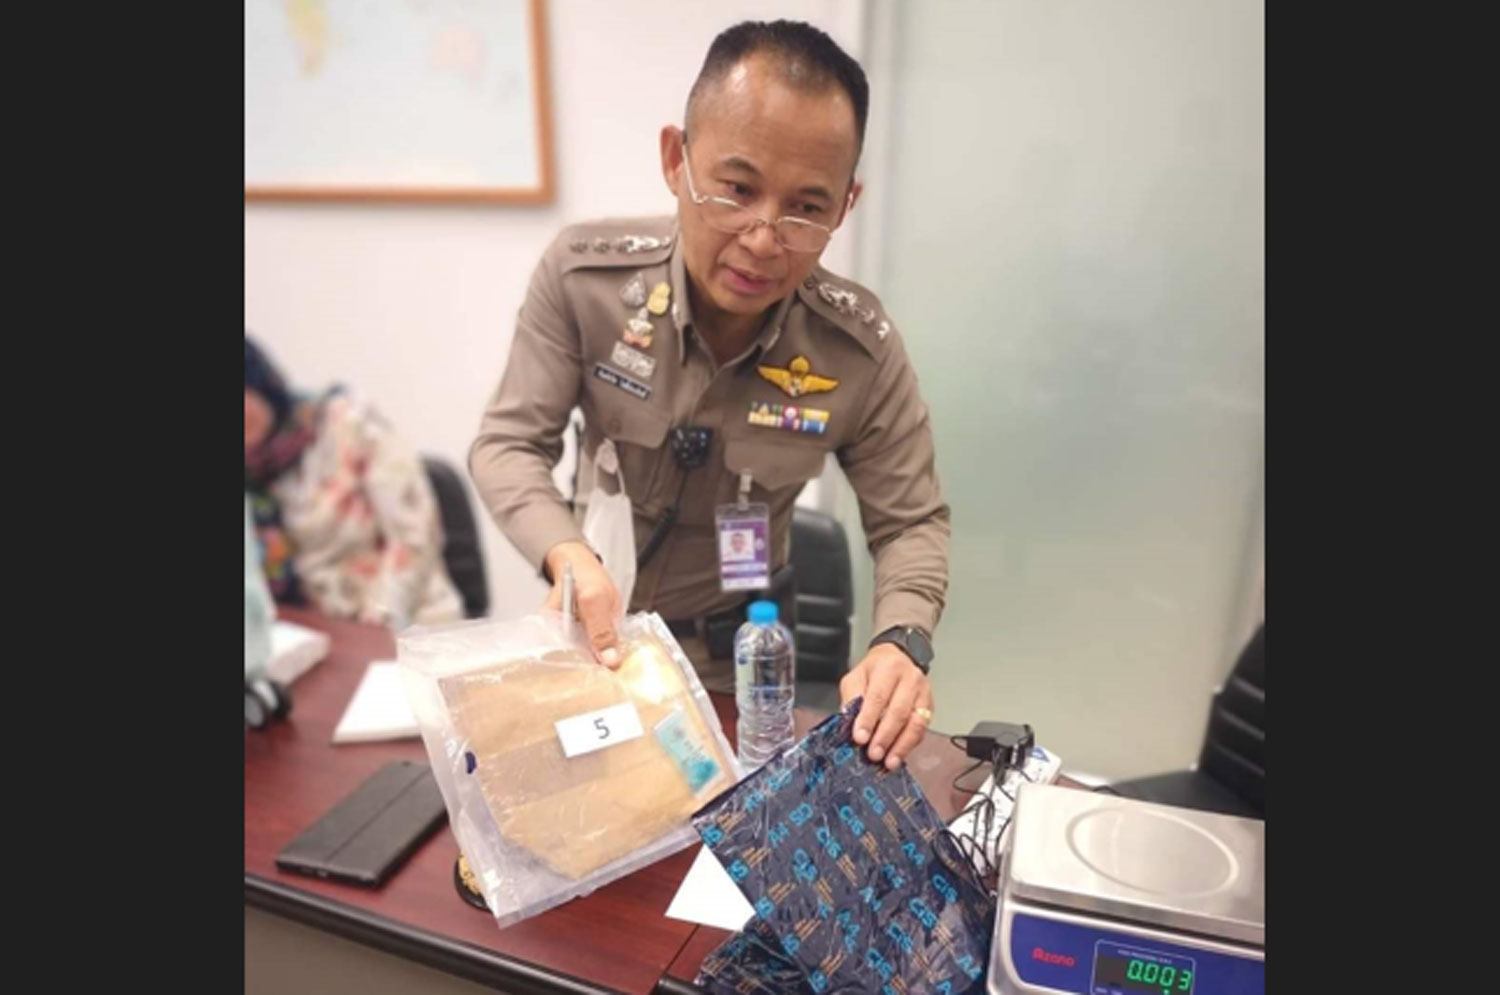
[686, 20, 869, 157]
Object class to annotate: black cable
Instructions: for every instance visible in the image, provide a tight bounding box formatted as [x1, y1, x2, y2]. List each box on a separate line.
[636, 472, 691, 568]
[933, 821, 996, 905]
[935, 739, 1001, 898]
[938, 731, 1047, 897]
[938, 737, 1002, 895]
[944, 772, 1000, 887]
[567, 419, 583, 512]
[637, 426, 712, 570]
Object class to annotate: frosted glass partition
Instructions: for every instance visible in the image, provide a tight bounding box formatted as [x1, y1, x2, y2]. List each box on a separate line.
[844, 0, 1264, 779]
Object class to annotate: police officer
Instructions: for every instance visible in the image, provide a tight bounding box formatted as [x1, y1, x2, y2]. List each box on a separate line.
[471, 21, 948, 770]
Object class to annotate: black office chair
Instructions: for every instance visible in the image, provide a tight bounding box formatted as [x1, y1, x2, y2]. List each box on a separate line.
[789, 507, 854, 710]
[1110, 623, 1265, 819]
[422, 456, 489, 619]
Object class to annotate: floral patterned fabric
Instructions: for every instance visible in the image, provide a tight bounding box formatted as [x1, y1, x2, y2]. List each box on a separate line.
[252, 393, 463, 629]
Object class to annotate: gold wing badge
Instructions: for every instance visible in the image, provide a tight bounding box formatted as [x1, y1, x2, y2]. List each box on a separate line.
[756, 355, 839, 398]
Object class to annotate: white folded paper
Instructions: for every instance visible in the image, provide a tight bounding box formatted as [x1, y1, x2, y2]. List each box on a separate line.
[332, 662, 421, 744]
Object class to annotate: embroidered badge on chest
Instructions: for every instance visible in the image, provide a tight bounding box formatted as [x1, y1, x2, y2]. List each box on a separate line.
[756, 356, 839, 398]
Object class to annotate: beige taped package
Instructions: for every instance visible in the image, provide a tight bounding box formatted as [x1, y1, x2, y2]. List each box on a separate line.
[438, 623, 738, 880]
[401, 611, 741, 926]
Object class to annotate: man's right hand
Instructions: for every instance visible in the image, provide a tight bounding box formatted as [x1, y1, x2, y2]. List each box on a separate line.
[543, 540, 624, 668]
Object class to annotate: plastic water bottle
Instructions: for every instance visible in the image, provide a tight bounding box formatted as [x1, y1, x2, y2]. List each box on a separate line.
[734, 600, 796, 770]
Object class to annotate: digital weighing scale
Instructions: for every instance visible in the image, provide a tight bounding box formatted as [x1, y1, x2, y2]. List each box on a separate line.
[988, 783, 1264, 994]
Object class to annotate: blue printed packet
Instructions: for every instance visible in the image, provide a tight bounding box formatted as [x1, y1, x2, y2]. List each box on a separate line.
[696, 917, 812, 995]
[691, 698, 995, 995]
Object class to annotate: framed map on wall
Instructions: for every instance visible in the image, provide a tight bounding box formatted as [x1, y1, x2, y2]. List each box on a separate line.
[245, 0, 554, 203]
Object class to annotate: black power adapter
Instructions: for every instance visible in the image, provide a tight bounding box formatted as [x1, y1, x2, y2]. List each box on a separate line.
[960, 721, 1035, 773]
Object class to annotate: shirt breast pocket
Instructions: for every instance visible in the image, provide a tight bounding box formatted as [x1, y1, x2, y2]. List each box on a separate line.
[723, 436, 828, 501]
[583, 389, 672, 505]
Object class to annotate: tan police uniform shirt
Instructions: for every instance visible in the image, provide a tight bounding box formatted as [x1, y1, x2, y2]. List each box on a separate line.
[470, 216, 949, 648]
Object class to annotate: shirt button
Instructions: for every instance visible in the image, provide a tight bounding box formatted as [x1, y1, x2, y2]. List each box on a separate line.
[607, 416, 622, 435]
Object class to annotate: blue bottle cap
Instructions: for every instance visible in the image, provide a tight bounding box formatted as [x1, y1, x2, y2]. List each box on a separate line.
[747, 600, 778, 625]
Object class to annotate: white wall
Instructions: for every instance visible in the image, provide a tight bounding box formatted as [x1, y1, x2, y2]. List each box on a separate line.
[245, 0, 864, 619]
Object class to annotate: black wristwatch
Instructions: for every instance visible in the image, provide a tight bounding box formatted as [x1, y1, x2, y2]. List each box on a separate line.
[869, 625, 934, 674]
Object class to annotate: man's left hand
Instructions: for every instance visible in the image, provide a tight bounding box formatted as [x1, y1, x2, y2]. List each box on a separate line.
[839, 644, 934, 770]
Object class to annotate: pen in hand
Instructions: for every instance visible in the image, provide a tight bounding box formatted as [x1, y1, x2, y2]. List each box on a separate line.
[560, 562, 575, 632]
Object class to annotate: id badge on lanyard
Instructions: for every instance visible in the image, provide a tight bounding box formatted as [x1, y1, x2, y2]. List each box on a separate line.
[716, 472, 770, 592]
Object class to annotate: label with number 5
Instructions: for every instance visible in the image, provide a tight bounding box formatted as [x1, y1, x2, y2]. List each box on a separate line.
[555, 702, 644, 758]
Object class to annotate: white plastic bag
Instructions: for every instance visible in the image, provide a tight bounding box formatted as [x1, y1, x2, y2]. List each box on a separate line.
[245, 495, 274, 678]
[398, 610, 742, 928]
[582, 438, 637, 609]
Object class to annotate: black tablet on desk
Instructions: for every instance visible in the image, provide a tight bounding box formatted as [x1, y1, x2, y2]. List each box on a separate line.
[276, 760, 448, 888]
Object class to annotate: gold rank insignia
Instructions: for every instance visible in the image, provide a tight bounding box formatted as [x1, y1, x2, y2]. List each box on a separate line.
[756, 355, 839, 397]
[646, 281, 671, 316]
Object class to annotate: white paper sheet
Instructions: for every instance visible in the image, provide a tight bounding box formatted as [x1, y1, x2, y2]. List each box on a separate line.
[332, 662, 421, 744]
[664, 844, 755, 932]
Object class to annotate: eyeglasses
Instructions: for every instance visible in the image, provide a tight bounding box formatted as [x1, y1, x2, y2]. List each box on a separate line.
[680, 143, 844, 254]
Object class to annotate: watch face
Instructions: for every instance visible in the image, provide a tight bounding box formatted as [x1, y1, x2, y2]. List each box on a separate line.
[905, 628, 933, 666]
[877, 627, 931, 669]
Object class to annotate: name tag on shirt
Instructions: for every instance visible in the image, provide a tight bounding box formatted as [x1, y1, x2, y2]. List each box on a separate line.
[594, 363, 651, 400]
